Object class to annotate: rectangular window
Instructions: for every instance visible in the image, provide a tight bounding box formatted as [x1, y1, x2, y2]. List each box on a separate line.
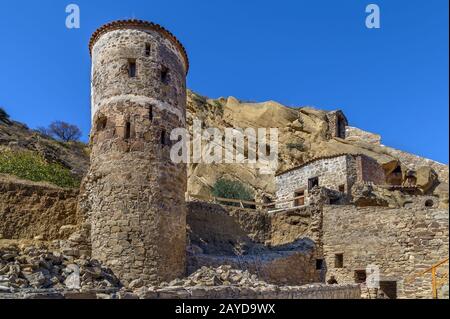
[128, 59, 136, 78]
[335, 253, 344, 268]
[354, 270, 367, 284]
[294, 190, 305, 207]
[339, 184, 345, 192]
[316, 259, 324, 270]
[145, 43, 151, 56]
[308, 177, 319, 191]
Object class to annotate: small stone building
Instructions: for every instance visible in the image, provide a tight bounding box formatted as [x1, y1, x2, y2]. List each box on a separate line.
[327, 110, 348, 139]
[275, 154, 385, 209]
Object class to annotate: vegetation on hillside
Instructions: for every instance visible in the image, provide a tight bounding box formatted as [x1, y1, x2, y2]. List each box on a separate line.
[211, 178, 254, 206]
[0, 149, 80, 188]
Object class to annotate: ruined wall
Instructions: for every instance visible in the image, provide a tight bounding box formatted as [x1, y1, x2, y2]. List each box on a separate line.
[0, 176, 79, 240]
[187, 202, 322, 250]
[322, 203, 449, 299]
[142, 283, 361, 299]
[187, 202, 324, 285]
[87, 22, 188, 286]
[188, 251, 321, 286]
[356, 155, 386, 185]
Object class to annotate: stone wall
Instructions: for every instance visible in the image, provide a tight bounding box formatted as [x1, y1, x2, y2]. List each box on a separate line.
[356, 155, 386, 185]
[187, 202, 322, 249]
[86, 22, 188, 287]
[188, 251, 321, 286]
[322, 203, 449, 299]
[187, 202, 324, 285]
[0, 176, 79, 240]
[142, 283, 361, 299]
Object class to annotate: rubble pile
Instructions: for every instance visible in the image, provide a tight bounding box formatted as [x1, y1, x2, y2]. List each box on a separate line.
[0, 245, 119, 293]
[159, 265, 275, 289]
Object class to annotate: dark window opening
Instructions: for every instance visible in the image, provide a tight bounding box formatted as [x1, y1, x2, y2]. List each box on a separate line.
[339, 185, 345, 193]
[161, 129, 168, 146]
[145, 43, 151, 56]
[393, 166, 402, 174]
[149, 105, 153, 122]
[308, 177, 319, 191]
[316, 259, 324, 270]
[379, 281, 397, 299]
[425, 199, 434, 207]
[294, 190, 305, 207]
[161, 66, 169, 84]
[128, 59, 136, 78]
[125, 122, 131, 139]
[265, 144, 271, 156]
[96, 116, 107, 132]
[354, 270, 367, 284]
[335, 254, 344, 268]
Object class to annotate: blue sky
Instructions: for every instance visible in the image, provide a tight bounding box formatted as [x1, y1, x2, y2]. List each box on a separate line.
[0, 0, 448, 163]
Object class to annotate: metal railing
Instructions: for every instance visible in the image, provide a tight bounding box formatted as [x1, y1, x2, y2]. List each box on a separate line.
[405, 257, 449, 299]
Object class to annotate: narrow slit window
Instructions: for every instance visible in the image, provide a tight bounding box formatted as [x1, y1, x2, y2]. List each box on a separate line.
[128, 59, 136, 78]
[161, 66, 169, 84]
[161, 129, 167, 146]
[125, 122, 131, 139]
[149, 105, 153, 122]
[145, 43, 151, 56]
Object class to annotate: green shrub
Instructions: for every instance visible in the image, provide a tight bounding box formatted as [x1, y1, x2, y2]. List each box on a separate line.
[211, 178, 254, 206]
[0, 150, 80, 188]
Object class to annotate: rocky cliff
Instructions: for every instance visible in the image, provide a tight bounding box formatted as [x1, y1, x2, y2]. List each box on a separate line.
[185, 91, 448, 201]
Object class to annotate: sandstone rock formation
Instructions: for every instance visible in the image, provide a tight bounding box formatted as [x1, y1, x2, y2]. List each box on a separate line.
[185, 91, 448, 201]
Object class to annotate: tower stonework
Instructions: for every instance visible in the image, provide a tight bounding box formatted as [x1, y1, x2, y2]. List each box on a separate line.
[87, 20, 188, 286]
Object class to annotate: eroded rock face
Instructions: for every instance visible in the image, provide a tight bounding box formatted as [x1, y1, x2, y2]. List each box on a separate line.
[416, 166, 439, 194]
[185, 91, 448, 200]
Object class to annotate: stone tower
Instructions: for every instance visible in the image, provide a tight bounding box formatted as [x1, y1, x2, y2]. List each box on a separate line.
[87, 20, 188, 286]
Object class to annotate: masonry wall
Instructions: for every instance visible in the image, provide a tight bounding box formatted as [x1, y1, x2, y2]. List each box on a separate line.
[0, 176, 79, 240]
[322, 203, 449, 299]
[187, 202, 324, 285]
[142, 283, 361, 299]
[356, 155, 386, 185]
